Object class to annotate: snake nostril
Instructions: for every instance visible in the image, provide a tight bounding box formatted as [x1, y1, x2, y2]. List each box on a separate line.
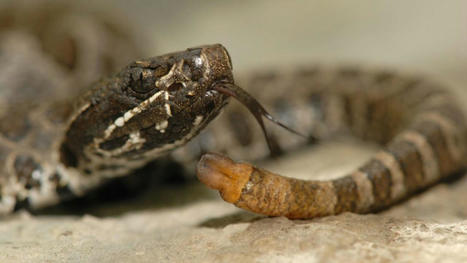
[168, 82, 184, 92]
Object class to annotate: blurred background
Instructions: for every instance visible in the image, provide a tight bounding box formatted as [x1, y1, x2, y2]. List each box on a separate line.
[2, 0, 466, 95]
[98, 0, 466, 99]
[114, 0, 467, 74]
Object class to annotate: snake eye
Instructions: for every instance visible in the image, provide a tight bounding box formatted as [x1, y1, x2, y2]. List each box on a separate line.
[129, 69, 156, 94]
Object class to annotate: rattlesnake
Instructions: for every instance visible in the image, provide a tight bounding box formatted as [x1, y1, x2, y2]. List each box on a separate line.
[0, 3, 465, 218]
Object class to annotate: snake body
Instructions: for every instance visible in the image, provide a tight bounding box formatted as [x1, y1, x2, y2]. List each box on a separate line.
[197, 68, 467, 218]
[1, 3, 466, 218]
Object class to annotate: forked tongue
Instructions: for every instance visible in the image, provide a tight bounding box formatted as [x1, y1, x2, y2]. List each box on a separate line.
[213, 83, 305, 155]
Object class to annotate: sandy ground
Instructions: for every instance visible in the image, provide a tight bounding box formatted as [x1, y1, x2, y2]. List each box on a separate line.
[1, 1, 467, 262]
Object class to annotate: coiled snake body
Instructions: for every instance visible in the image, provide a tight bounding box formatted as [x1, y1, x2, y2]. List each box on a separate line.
[0, 5, 466, 218]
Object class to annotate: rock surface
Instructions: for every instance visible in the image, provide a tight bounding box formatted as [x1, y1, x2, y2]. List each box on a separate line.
[1, 0, 467, 262]
[1, 142, 467, 263]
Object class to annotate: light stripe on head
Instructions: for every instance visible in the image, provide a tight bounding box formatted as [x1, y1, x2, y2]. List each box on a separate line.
[103, 90, 165, 139]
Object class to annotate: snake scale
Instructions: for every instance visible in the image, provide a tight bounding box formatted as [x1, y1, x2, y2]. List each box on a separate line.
[1, 3, 466, 218]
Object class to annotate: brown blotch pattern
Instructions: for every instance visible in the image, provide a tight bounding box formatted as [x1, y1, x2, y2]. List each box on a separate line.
[236, 169, 291, 216]
[359, 159, 392, 209]
[387, 140, 425, 193]
[331, 176, 359, 214]
[411, 120, 457, 176]
[286, 179, 337, 218]
[235, 168, 339, 218]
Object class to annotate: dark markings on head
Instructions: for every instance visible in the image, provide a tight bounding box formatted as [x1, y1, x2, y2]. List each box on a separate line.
[98, 134, 129, 151]
[60, 44, 233, 169]
[59, 143, 78, 168]
[59, 43, 304, 175]
[96, 164, 124, 171]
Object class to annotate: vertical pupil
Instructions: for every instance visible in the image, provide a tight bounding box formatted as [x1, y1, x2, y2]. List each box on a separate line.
[137, 73, 143, 90]
[131, 70, 155, 93]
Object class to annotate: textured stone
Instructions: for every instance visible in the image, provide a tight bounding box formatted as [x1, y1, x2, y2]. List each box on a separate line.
[0, 142, 466, 263]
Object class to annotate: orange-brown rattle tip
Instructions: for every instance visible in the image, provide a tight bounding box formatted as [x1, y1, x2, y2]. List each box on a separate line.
[197, 153, 253, 203]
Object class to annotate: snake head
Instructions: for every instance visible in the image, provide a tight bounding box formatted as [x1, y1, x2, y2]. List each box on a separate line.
[60, 43, 301, 174]
[61, 44, 233, 169]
